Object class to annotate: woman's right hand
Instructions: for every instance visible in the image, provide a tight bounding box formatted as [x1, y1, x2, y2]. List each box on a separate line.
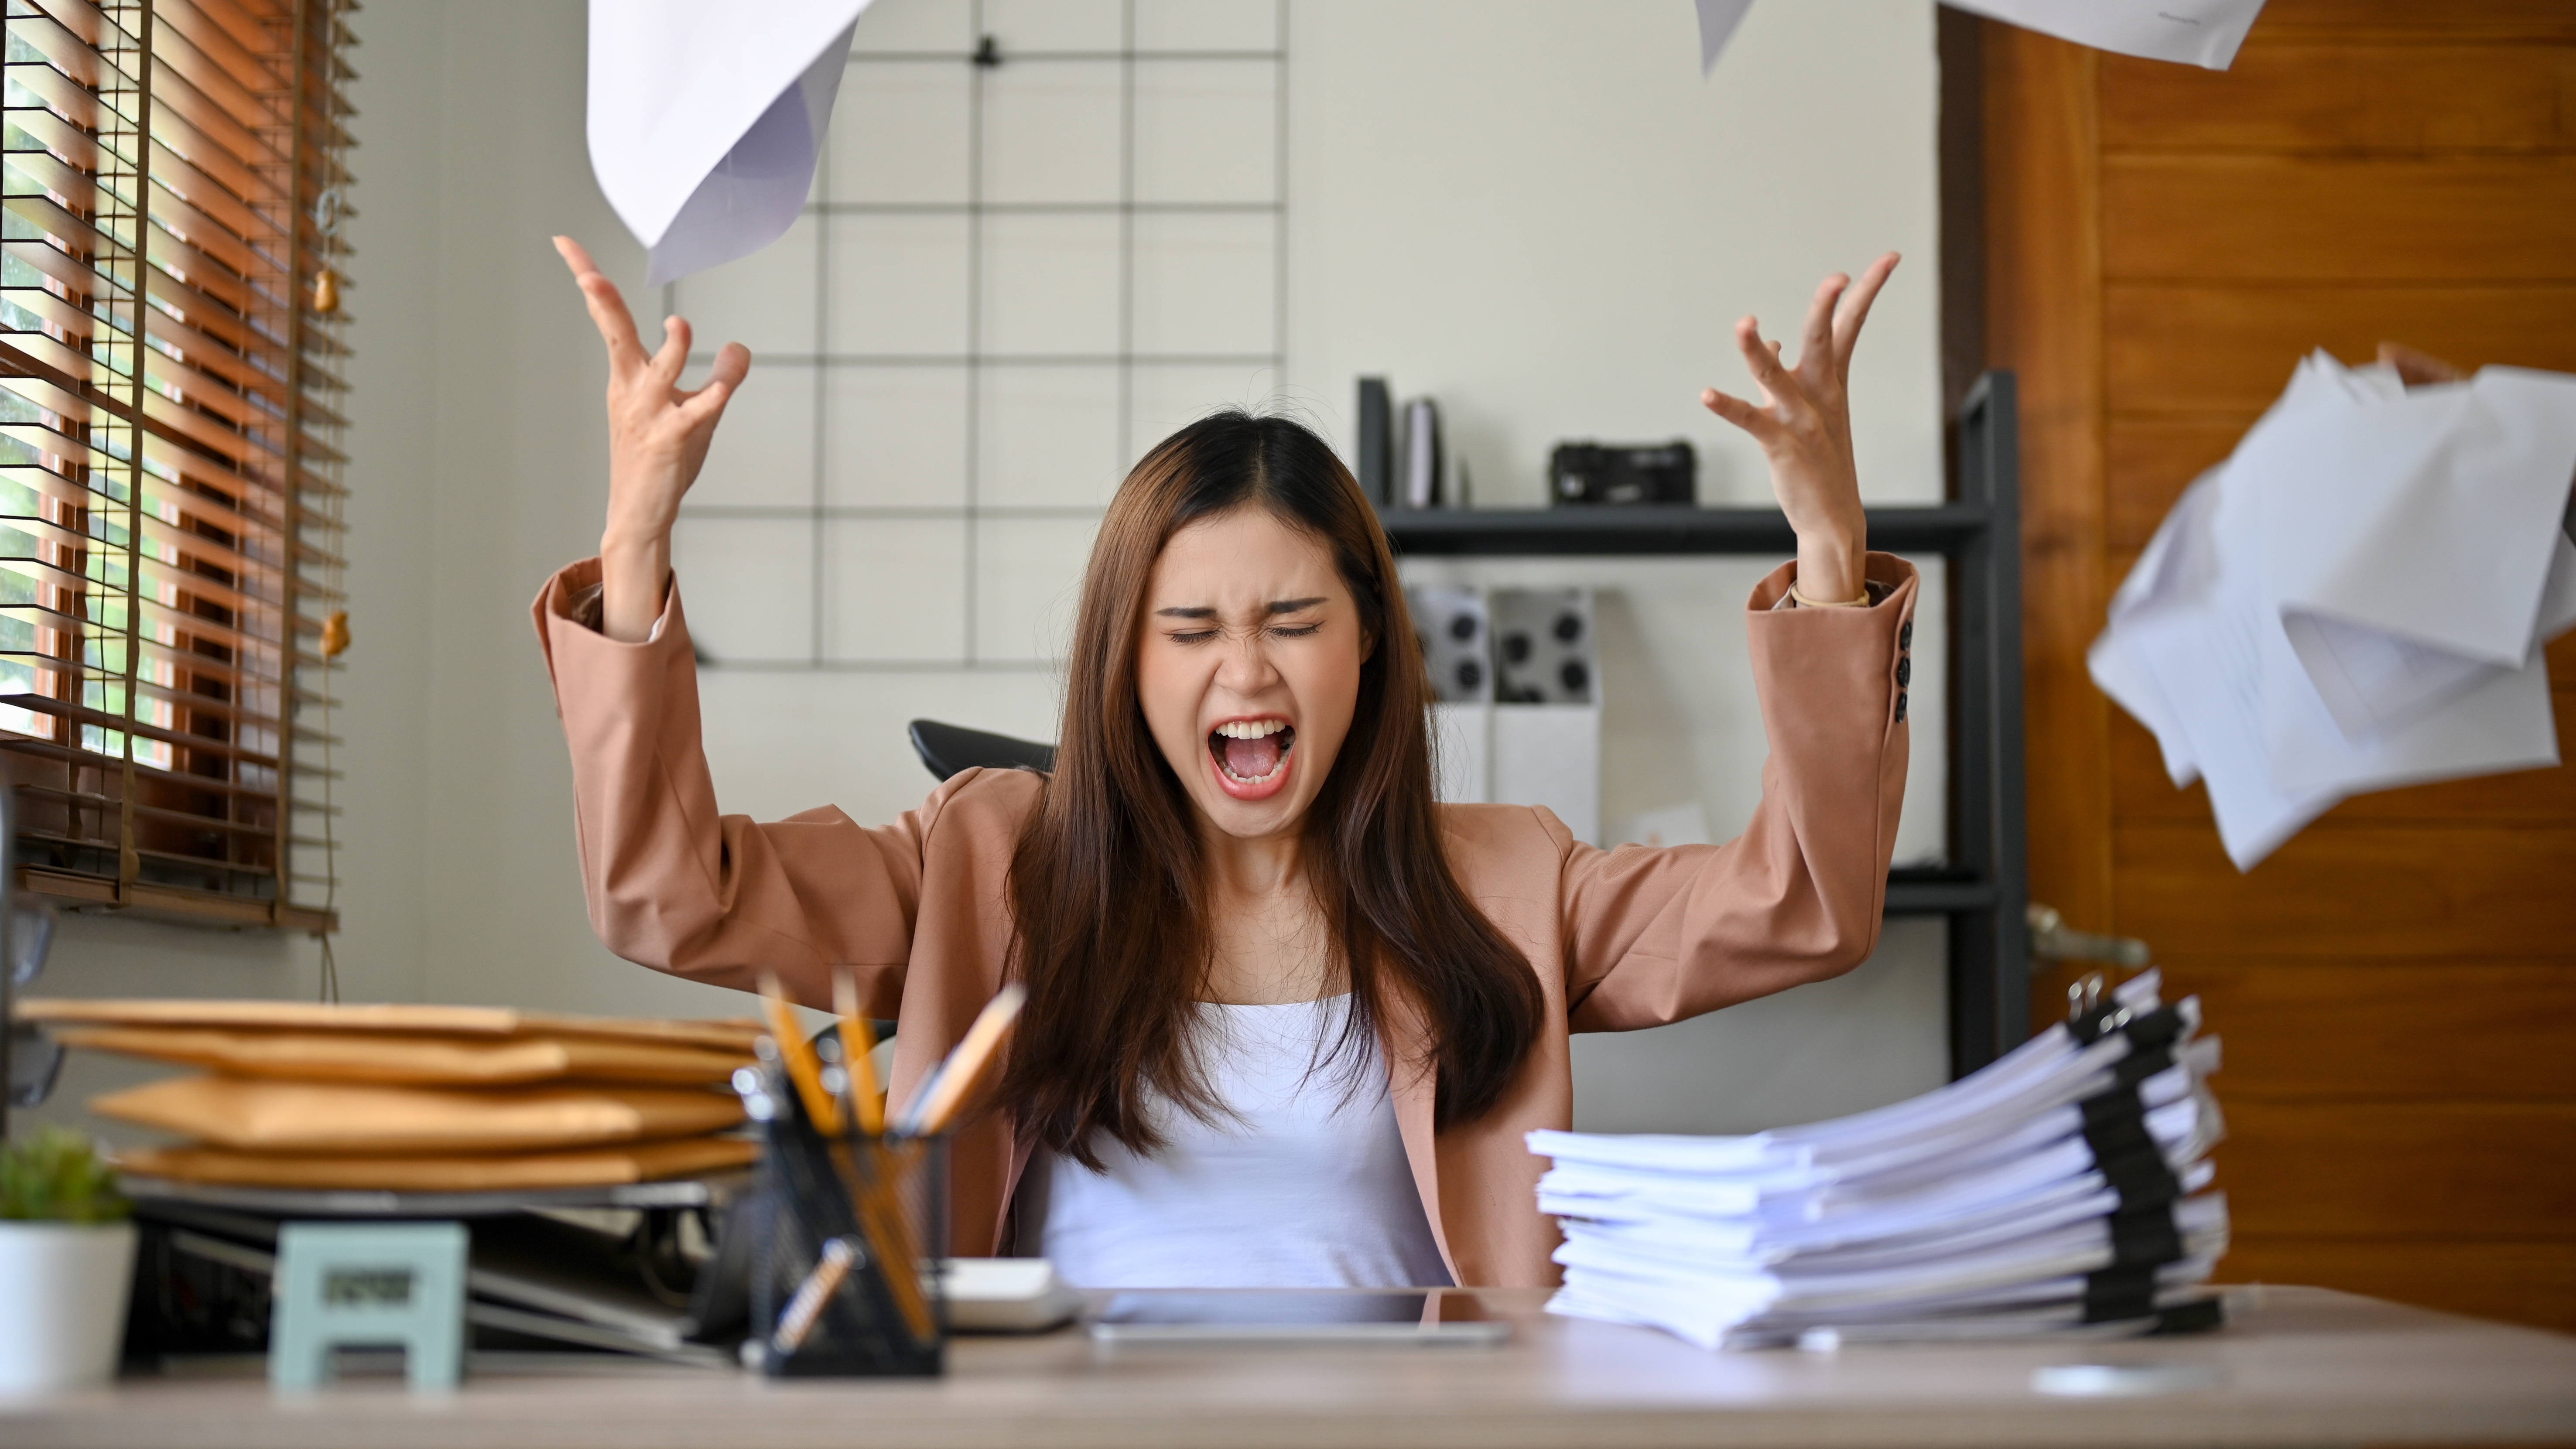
[553, 235, 750, 642]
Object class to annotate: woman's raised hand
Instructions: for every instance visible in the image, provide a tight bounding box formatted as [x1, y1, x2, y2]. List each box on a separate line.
[552, 235, 750, 642]
[1699, 252, 1899, 606]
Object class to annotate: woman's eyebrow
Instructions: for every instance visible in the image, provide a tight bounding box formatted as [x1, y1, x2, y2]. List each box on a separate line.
[1152, 597, 1328, 619]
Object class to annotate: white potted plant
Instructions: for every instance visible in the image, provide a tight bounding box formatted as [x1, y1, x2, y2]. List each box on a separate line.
[0, 1128, 134, 1395]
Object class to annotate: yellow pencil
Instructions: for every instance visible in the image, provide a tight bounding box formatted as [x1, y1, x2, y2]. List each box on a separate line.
[901, 983, 1027, 1137]
[756, 973, 842, 1136]
[832, 969, 885, 1136]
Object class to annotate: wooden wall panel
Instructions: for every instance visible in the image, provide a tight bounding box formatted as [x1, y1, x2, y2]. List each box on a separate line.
[2252, 0, 2576, 40]
[2224, 1238, 2576, 1333]
[2101, 45, 2576, 152]
[2155, 961, 2576, 1100]
[1992, 5, 2576, 1333]
[1984, 29, 2114, 932]
[2217, 1102, 2576, 1236]
[2104, 156, 2576, 282]
[2116, 824, 2576, 958]
[2104, 419, 2240, 551]
[2104, 286, 2576, 416]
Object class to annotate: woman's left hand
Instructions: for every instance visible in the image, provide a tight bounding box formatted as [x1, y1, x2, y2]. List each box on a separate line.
[1700, 252, 1899, 605]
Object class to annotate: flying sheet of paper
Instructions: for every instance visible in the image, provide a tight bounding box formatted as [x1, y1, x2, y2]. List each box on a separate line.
[1942, 0, 2268, 70]
[1693, 0, 1756, 73]
[2090, 468, 2224, 788]
[1694, 1, 2266, 75]
[588, 1, 874, 286]
[2091, 355, 2576, 870]
[2228, 353, 2576, 740]
[2112, 472, 2340, 867]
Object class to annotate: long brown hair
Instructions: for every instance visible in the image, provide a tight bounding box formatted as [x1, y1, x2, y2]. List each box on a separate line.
[999, 410, 1544, 1167]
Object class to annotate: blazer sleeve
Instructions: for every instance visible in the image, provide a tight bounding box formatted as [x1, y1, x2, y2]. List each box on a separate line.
[530, 557, 961, 1014]
[1561, 553, 1916, 1032]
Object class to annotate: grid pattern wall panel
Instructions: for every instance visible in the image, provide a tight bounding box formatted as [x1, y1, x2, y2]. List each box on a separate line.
[671, 0, 1285, 672]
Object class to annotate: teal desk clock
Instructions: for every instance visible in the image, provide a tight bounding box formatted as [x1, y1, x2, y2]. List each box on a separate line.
[270, 1222, 468, 1390]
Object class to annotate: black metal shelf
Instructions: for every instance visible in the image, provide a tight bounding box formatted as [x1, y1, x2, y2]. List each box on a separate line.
[1377, 502, 1996, 556]
[1377, 373, 2032, 1077]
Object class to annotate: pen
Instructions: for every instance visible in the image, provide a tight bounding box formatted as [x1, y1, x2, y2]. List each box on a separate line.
[770, 1236, 857, 1355]
[899, 983, 1027, 1137]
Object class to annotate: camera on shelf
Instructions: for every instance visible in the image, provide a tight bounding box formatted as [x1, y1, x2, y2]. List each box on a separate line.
[1548, 441, 1696, 507]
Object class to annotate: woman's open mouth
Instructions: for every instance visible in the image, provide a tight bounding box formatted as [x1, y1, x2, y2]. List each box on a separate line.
[1208, 718, 1295, 799]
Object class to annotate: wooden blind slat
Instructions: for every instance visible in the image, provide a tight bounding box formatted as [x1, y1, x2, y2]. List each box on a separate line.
[147, 18, 270, 135]
[142, 46, 285, 173]
[150, 140, 281, 248]
[2, 0, 351, 930]
[7, 103, 106, 173]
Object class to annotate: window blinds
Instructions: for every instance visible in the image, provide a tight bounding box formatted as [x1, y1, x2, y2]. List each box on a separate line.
[0, 0, 351, 931]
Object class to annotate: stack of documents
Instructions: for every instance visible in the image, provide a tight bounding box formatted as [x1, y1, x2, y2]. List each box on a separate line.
[2090, 353, 2576, 868]
[24, 998, 762, 1191]
[1529, 971, 2228, 1350]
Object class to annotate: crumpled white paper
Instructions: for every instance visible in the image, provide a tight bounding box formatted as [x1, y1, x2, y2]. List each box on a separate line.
[1696, 0, 2266, 75]
[587, 0, 876, 286]
[2089, 353, 2576, 870]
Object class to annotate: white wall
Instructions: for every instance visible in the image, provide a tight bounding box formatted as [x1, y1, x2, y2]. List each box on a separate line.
[20, 0, 1952, 1144]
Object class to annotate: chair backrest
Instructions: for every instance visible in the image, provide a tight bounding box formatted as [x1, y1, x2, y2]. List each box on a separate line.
[907, 720, 1057, 782]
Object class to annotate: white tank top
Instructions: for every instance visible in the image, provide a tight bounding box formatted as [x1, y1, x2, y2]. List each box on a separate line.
[1019, 994, 1454, 1289]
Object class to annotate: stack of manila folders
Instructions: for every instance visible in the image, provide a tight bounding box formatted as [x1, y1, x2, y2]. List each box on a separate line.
[1529, 970, 2230, 1350]
[20, 998, 763, 1190]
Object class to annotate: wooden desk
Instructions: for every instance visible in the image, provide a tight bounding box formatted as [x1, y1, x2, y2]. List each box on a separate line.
[6, 1287, 2573, 1449]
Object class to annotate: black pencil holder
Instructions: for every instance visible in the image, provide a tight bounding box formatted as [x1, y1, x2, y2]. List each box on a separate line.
[740, 1061, 948, 1377]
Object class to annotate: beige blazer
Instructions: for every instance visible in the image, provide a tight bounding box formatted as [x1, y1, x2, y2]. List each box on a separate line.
[532, 552, 1919, 1287]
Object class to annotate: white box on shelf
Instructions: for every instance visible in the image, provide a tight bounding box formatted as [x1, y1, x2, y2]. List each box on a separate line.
[1492, 703, 1600, 845]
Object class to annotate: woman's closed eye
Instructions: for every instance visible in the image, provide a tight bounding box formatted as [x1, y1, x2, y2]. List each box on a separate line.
[1163, 620, 1324, 644]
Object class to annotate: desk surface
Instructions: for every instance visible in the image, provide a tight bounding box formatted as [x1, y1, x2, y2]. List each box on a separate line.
[7, 1287, 2575, 1449]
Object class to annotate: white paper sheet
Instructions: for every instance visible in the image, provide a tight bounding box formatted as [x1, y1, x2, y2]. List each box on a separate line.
[587, 1, 874, 286]
[1693, 1, 2266, 75]
[2241, 357, 2576, 707]
[1692, 0, 1756, 73]
[2090, 352, 2576, 870]
[1942, 0, 2268, 71]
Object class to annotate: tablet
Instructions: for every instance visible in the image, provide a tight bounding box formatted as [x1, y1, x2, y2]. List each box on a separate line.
[1086, 1289, 1510, 1348]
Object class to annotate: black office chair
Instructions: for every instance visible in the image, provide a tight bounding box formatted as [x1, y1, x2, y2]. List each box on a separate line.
[907, 719, 1056, 781]
[874, 722, 1053, 1053]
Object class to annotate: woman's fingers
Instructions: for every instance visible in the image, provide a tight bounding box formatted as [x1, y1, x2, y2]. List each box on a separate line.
[674, 374, 738, 431]
[704, 341, 752, 393]
[1735, 316, 1797, 407]
[1700, 385, 1777, 442]
[647, 314, 693, 390]
[675, 342, 752, 407]
[1830, 252, 1900, 370]
[554, 236, 648, 378]
[2377, 341, 2467, 387]
[1796, 273, 1847, 379]
[552, 233, 604, 276]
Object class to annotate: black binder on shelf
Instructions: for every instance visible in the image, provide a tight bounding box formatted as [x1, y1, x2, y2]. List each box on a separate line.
[1357, 377, 1395, 506]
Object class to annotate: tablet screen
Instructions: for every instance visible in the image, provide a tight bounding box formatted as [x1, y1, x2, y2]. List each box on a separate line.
[1087, 1289, 1507, 1346]
[1096, 1290, 1437, 1326]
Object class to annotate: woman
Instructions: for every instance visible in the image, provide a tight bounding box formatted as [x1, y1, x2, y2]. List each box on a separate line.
[537, 237, 1917, 1289]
